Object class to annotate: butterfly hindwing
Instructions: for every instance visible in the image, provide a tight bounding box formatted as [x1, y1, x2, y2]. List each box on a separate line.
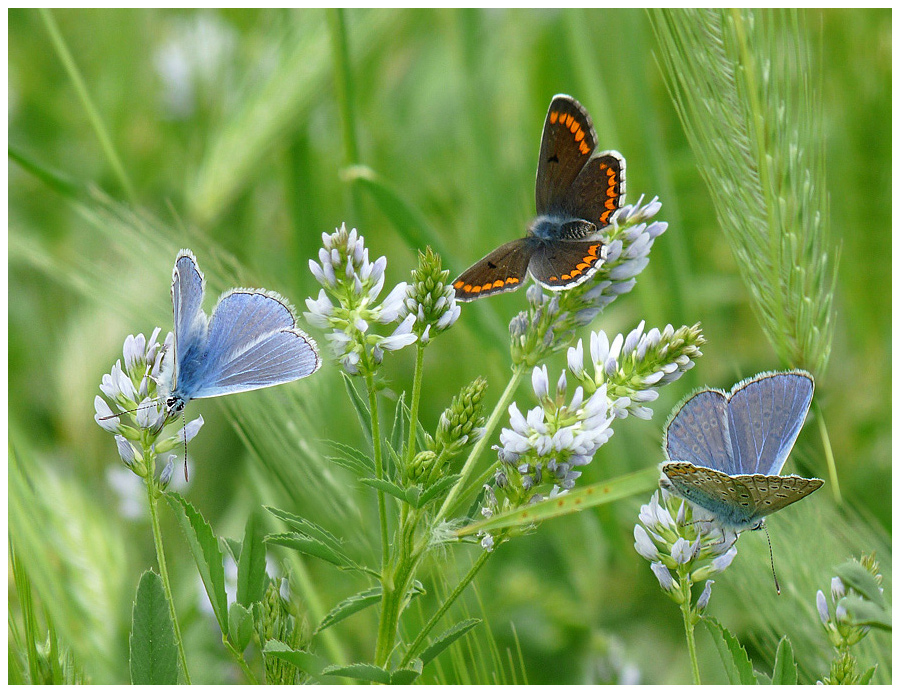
[452, 238, 533, 302]
[535, 94, 597, 215]
[561, 151, 626, 227]
[528, 239, 605, 291]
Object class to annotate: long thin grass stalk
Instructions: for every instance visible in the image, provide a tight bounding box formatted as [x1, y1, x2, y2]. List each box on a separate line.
[650, 9, 841, 498]
[38, 9, 137, 205]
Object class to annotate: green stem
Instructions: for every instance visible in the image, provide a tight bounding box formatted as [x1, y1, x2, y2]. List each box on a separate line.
[224, 638, 259, 684]
[38, 8, 137, 205]
[365, 374, 390, 570]
[677, 572, 701, 685]
[400, 549, 491, 668]
[145, 476, 192, 684]
[405, 345, 426, 468]
[814, 401, 842, 504]
[435, 364, 525, 523]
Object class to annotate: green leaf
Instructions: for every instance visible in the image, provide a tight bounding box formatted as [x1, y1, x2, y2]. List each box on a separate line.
[265, 506, 346, 552]
[771, 636, 798, 684]
[704, 617, 757, 685]
[859, 666, 877, 685]
[418, 618, 482, 665]
[221, 536, 242, 563]
[841, 596, 891, 630]
[835, 560, 885, 608]
[342, 372, 372, 444]
[390, 391, 407, 459]
[165, 492, 228, 631]
[360, 477, 410, 504]
[418, 474, 461, 507]
[390, 659, 423, 684]
[322, 662, 392, 685]
[237, 513, 267, 608]
[129, 571, 178, 685]
[324, 440, 376, 477]
[315, 586, 382, 634]
[456, 468, 659, 536]
[263, 640, 332, 681]
[265, 532, 375, 577]
[228, 602, 254, 653]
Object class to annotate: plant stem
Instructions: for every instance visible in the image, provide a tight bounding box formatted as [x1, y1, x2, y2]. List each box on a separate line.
[145, 476, 192, 684]
[328, 7, 362, 221]
[405, 344, 426, 468]
[224, 638, 259, 684]
[678, 572, 701, 685]
[814, 401, 842, 504]
[400, 549, 491, 667]
[435, 364, 525, 523]
[38, 8, 137, 205]
[365, 374, 390, 570]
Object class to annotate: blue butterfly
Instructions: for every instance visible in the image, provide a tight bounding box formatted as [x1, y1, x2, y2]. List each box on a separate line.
[660, 371, 823, 532]
[160, 249, 320, 416]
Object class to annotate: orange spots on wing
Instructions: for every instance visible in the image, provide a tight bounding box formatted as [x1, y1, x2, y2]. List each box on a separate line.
[550, 111, 559, 124]
[569, 119, 579, 133]
[575, 128, 585, 142]
[492, 279, 505, 289]
[506, 276, 520, 285]
[579, 142, 590, 155]
[563, 114, 573, 128]
[480, 282, 493, 292]
[453, 279, 464, 289]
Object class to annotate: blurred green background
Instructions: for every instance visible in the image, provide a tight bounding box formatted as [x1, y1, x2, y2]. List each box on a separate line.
[9, 8, 891, 684]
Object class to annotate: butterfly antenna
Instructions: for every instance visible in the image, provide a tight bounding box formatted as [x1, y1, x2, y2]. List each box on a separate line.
[182, 409, 190, 483]
[763, 522, 781, 595]
[97, 399, 161, 421]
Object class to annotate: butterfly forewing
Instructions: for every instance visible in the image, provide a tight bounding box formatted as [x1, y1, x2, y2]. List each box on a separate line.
[452, 238, 533, 302]
[562, 152, 626, 227]
[726, 371, 814, 476]
[535, 95, 597, 214]
[171, 251, 209, 386]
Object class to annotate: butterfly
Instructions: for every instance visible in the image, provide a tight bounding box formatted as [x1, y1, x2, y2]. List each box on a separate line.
[660, 370, 823, 533]
[452, 94, 625, 301]
[160, 249, 320, 416]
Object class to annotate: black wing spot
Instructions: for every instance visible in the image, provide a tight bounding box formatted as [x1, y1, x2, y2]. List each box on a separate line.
[487, 261, 498, 269]
[548, 155, 559, 163]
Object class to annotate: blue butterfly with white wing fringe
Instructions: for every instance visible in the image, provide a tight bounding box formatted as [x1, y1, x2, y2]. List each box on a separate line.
[659, 370, 823, 533]
[160, 249, 321, 416]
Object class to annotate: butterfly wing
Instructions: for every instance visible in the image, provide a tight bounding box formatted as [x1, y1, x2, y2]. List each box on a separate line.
[660, 462, 758, 530]
[740, 473, 824, 518]
[726, 371, 814, 475]
[664, 389, 737, 473]
[170, 250, 209, 394]
[535, 95, 597, 215]
[452, 238, 534, 301]
[560, 151, 626, 228]
[527, 239, 605, 291]
[189, 289, 320, 399]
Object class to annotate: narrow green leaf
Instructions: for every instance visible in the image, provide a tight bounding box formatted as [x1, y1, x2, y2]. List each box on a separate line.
[841, 596, 891, 630]
[390, 659, 423, 684]
[771, 636, 798, 684]
[165, 493, 228, 631]
[237, 513, 267, 608]
[859, 666, 877, 685]
[324, 440, 376, 476]
[322, 662, 392, 684]
[456, 468, 659, 536]
[221, 537, 242, 563]
[342, 372, 372, 444]
[835, 561, 885, 608]
[265, 533, 375, 577]
[263, 640, 331, 681]
[390, 391, 407, 458]
[418, 474, 462, 507]
[9, 145, 83, 200]
[315, 586, 382, 634]
[129, 571, 178, 685]
[360, 477, 410, 504]
[705, 617, 757, 685]
[265, 506, 346, 552]
[419, 618, 482, 666]
[228, 603, 254, 653]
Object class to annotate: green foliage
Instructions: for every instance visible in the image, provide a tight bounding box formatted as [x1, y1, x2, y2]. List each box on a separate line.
[8, 7, 890, 684]
[130, 571, 179, 685]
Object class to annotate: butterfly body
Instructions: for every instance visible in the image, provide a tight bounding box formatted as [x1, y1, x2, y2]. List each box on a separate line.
[659, 371, 823, 532]
[161, 250, 320, 415]
[453, 95, 624, 301]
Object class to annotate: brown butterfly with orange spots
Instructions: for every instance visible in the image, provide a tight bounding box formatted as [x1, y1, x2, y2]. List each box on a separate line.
[453, 94, 625, 302]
